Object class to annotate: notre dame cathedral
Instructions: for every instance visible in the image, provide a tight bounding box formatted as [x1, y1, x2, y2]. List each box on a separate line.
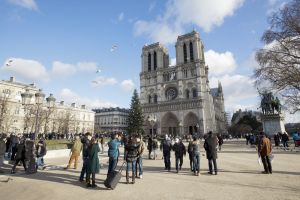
[140, 30, 227, 137]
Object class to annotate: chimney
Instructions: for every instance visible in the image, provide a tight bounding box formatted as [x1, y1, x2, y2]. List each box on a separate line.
[81, 105, 86, 109]
[60, 101, 64, 106]
[10, 77, 15, 82]
[71, 103, 76, 108]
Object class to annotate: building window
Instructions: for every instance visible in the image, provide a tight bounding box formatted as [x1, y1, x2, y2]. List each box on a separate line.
[192, 88, 197, 98]
[148, 53, 151, 71]
[191, 68, 196, 76]
[183, 69, 188, 78]
[189, 41, 194, 62]
[148, 95, 152, 104]
[186, 90, 190, 99]
[154, 94, 158, 103]
[154, 51, 157, 70]
[183, 43, 187, 63]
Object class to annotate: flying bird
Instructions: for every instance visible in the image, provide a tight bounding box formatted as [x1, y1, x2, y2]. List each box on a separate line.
[6, 59, 13, 66]
[110, 45, 118, 52]
[96, 69, 101, 73]
[92, 80, 99, 84]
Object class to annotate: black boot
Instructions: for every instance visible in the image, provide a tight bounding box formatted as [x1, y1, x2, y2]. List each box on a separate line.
[126, 172, 129, 184]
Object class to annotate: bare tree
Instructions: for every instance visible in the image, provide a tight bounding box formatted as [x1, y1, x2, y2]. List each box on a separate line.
[255, 0, 300, 113]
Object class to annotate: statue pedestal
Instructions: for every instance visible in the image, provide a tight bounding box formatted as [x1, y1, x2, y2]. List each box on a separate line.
[262, 114, 285, 136]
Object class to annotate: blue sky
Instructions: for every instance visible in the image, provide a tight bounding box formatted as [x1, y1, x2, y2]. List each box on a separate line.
[0, 0, 298, 122]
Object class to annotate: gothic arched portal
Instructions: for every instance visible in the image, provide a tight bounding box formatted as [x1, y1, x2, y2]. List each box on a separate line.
[183, 112, 200, 135]
[161, 112, 179, 137]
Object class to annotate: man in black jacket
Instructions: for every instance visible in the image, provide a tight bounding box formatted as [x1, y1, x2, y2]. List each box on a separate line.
[79, 132, 92, 182]
[172, 138, 186, 173]
[204, 131, 218, 175]
[11, 138, 27, 174]
[160, 134, 172, 171]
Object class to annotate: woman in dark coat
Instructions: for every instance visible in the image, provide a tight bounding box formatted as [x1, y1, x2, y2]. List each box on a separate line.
[204, 131, 218, 175]
[86, 137, 100, 188]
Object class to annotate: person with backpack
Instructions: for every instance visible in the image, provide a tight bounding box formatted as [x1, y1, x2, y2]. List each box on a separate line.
[124, 134, 140, 184]
[79, 132, 92, 182]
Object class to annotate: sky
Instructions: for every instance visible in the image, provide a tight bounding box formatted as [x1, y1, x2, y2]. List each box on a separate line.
[0, 0, 298, 122]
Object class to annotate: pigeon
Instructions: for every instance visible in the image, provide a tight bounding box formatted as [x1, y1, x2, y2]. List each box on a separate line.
[6, 59, 13, 66]
[110, 45, 118, 52]
[96, 69, 101, 73]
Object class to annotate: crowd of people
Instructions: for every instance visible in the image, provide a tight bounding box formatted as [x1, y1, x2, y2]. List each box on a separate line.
[0, 130, 289, 189]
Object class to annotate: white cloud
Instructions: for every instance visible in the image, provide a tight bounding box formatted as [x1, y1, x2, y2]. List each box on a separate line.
[205, 50, 237, 76]
[77, 62, 98, 72]
[243, 52, 260, 70]
[8, 0, 38, 11]
[134, 0, 245, 44]
[210, 74, 257, 112]
[51, 61, 99, 77]
[51, 61, 77, 77]
[120, 79, 135, 92]
[58, 88, 117, 108]
[1, 57, 49, 82]
[118, 12, 124, 21]
[92, 76, 118, 87]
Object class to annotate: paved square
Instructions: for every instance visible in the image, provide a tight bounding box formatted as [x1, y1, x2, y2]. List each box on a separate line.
[0, 140, 299, 200]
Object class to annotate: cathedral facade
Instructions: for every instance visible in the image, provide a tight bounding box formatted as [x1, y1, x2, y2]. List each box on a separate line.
[140, 30, 226, 137]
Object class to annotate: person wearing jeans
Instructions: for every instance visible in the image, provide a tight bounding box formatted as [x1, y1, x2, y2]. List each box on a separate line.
[136, 135, 145, 178]
[107, 133, 121, 175]
[79, 133, 91, 182]
[125, 134, 139, 184]
[191, 136, 200, 176]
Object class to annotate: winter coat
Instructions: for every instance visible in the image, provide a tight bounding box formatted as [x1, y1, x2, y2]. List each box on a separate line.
[260, 137, 272, 157]
[204, 135, 218, 160]
[71, 139, 83, 156]
[81, 137, 90, 158]
[125, 141, 140, 162]
[108, 139, 121, 159]
[87, 143, 100, 174]
[191, 141, 201, 156]
[282, 133, 289, 142]
[36, 141, 47, 157]
[137, 140, 145, 156]
[172, 142, 186, 157]
[0, 139, 6, 156]
[15, 142, 26, 160]
[160, 139, 172, 153]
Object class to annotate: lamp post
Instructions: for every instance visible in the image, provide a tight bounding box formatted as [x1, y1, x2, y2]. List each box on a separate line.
[21, 89, 46, 140]
[148, 115, 157, 142]
[179, 121, 183, 137]
[45, 93, 56, 135]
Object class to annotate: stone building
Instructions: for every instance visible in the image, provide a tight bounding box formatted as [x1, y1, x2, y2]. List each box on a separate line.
[140, 30, 226, 137]
[0, 77, 94, 134]
[93, 107, 129, 133]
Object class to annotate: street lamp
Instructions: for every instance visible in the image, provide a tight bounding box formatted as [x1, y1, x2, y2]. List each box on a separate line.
[148, 114, 157, 142]
[179, 121, 183, 137]
[21, 89, 46, 139]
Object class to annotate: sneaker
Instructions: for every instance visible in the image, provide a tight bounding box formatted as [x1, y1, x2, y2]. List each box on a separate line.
[139, 175, 143, 179]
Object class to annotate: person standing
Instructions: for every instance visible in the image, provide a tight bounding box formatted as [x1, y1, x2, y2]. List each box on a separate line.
[160, 134, 172, 171]
[107, 133, 121, 175]
[124, 135, 140, 184]
[11, 137, 27, 174]
[0, 134, 7, 173]
[79, 132, 92, 182]
[274, 132, 280, 148]
[191, 136, 201, 176]
[100, 136, 105, 154]
[281, 132, 289, 150]
[86, 137, 100, 188]
[136, 134, 145, 179]
[172, 138, 186, 173]
[204, 131, 218, 175]
[152, 137, 158, 160]
[65, 135, 83, 169]
[147, 137, 153, 159]
[292, 132, 299, 148]
[259, 132, 272, 174]
[187, 136, 194, 172]
[217, 134, 223, 151]
[36, 139, 47, 170]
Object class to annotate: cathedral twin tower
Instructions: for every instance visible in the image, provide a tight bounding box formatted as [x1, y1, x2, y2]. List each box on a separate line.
[140, 30, 226, 137]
